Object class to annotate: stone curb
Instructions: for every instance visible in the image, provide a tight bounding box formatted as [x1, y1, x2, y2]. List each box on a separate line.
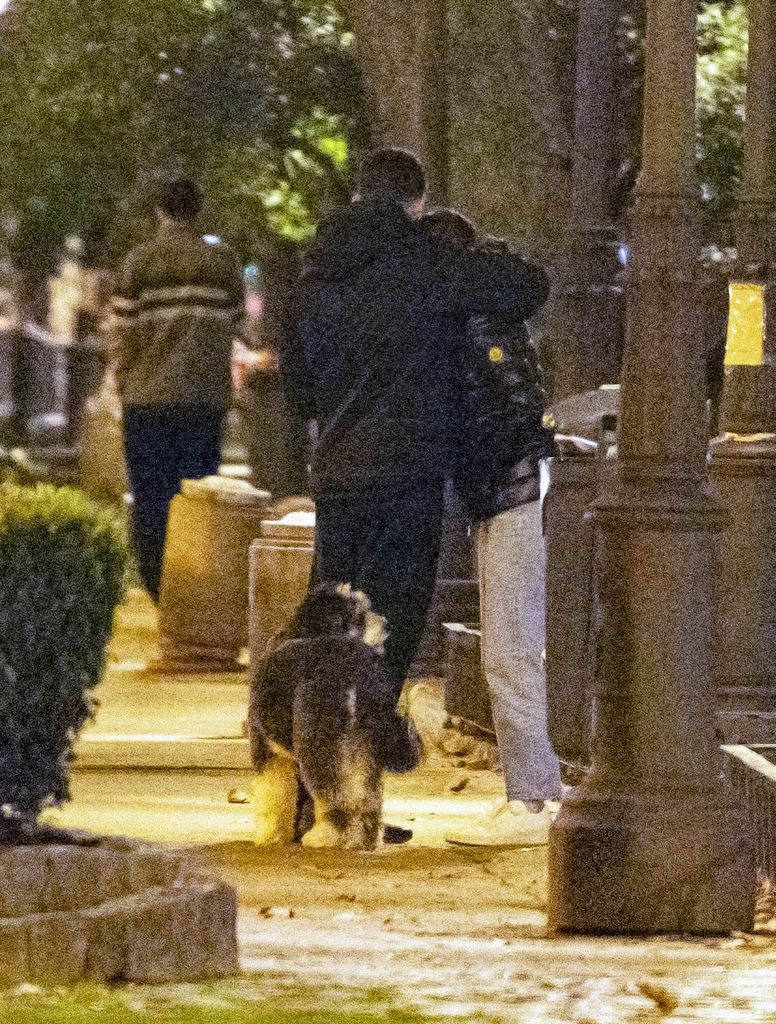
[0, 844, 238, 985]
[0, 844, 182, 917]
[73, 736, 252, 771]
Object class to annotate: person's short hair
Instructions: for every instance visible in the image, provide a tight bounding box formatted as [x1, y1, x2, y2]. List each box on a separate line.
[423, 208, 477, 249]
[358, 148, 427, 204]
[155, 177, 203, 221]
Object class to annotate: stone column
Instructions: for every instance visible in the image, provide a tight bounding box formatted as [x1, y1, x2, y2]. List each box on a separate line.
[550, 0, 624, 399]
[548, 0, 755, 934]
[719, 0, 776, 433]
[344, 0, 449, 202]
[710, 0, 776, 738]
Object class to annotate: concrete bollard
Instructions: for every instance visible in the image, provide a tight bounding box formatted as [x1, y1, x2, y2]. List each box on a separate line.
[248, 502, 315, 663]
[544, 454, 600, 767]
[415, 483, 479, 680]
[79, 367, 128, 506]
[442, 623, 494, 733]
[155, 478, 273, 672]
[710, 434, 776, 742]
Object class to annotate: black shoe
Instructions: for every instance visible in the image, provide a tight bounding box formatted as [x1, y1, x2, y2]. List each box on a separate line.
[383, 823, 413, 844]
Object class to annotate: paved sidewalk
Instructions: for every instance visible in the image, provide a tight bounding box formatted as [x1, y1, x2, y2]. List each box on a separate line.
[41, 588, 776, 1022]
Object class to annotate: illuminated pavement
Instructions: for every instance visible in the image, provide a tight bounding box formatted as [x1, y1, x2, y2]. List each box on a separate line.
[37, 589, 776, 1021]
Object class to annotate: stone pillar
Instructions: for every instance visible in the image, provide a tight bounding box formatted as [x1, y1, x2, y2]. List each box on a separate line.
[548, 0, 755, 934]
[344, 0, 449, 202]
[709, 0, 776, 739]
[550, 0, 624, 399]
[719, 0, 776, 434]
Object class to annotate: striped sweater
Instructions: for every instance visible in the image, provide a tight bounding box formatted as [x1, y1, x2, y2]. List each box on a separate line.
[111, 223, 245, 410]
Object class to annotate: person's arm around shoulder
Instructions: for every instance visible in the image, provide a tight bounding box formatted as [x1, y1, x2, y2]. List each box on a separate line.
[455, 246, 549, 319]
[422, 240, 550, 321]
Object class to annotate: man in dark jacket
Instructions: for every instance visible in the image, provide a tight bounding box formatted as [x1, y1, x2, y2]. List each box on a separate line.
[424, 209, 562, 848]
[280, 148, 549, 703]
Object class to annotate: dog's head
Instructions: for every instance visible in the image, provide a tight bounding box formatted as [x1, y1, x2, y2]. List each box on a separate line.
[291, 582, 388, 653]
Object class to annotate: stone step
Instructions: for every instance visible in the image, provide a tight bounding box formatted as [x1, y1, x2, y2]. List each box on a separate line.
[86, 674, 248, 740]
[74, 735, 252, 771]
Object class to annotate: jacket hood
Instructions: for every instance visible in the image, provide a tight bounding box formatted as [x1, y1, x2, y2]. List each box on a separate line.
[302, 196, 415, 282]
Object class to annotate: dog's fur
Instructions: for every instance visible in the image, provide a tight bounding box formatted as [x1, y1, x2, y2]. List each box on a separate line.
[248, 582, 421, 850]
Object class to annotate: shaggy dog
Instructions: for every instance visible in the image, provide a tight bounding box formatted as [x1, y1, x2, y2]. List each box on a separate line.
[248, 582, 421, 850]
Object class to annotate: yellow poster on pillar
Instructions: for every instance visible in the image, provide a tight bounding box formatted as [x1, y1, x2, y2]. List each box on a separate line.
[726, 281, 765, 366]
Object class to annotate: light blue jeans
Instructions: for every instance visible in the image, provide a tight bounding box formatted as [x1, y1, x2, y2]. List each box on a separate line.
[478, 498, 562, 802]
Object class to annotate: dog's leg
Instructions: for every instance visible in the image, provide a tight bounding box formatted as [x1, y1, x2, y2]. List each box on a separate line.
[302, 769, 383, 851]
[300, 798, 344, 848]
[342, 776, 383, 851]
[251, 753, 299, 846]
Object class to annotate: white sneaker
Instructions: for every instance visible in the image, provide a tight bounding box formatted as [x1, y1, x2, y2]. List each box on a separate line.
[444, 800, 552, 847]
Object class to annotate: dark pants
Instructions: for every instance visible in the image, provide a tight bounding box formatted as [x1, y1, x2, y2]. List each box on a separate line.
[123, 405, 223, 601]
[313, 487, 444, 702]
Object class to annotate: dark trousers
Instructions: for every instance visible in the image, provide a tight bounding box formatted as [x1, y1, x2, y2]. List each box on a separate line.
[123, 405, 223, 602]
[313, 487, 444, 703]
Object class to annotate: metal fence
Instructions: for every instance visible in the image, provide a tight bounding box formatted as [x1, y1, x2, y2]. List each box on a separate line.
[723, 744, 776, 882]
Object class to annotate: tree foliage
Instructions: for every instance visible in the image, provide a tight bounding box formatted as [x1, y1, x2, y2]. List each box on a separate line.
[0, 0, 365, 290]
[697, 1, 747, 245]
[0, 0, 752, 289]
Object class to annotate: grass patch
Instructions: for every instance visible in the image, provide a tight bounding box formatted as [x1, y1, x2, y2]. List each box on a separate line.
[0, 983, 449, 1024]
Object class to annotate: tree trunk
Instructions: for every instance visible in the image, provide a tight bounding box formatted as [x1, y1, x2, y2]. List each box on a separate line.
[343, 0, 449, 203]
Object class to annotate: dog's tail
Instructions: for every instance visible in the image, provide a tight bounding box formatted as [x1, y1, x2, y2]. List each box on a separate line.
[292, 671, 355, 793]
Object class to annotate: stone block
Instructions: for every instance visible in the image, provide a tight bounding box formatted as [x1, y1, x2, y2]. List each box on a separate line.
[127, 846, 185, 892]
[27, 912, 88, 984]
[124, 881, 238, 983]
[0, 918, 29, 986]
[92, 847, 132, 904]
[82, 901, 132, 984]
[0, 841, 236, 986]
[44, 847, 102, 913]
[0, 849, 47, 917]
[190, 880, 239, 978]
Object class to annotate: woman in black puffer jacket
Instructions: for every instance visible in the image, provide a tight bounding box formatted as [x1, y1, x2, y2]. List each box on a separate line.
[424, 210, 562, 848]
[455, 305, 554, 521]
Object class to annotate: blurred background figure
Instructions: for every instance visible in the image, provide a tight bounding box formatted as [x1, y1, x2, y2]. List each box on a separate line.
[111, 176, 245, 601]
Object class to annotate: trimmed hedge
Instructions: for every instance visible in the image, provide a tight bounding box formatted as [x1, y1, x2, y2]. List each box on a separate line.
[0, 483, 128, 819]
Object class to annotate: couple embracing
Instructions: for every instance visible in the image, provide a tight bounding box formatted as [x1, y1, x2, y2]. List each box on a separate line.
[252, 147, 562, 849]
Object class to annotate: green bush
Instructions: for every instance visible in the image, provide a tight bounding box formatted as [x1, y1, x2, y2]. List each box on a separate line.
[0, 483, 128, 819]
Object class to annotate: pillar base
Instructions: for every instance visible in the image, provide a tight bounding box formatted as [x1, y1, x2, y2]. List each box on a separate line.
[717, 708, 776, 745]
[148, 637, 243, 675]
[548, 784, 755, 935]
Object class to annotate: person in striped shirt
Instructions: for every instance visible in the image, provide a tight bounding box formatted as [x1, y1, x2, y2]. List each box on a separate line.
[111, 177, 245, 600]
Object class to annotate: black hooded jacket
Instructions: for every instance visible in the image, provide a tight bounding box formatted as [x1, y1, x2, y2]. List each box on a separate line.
[280, 197, 549, 499]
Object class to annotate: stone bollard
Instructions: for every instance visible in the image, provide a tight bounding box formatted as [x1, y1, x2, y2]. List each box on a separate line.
[415, 483, 479, 679]
[79, 367, 128, 506]
[155, 477, 273, 672]
[710, 434, 776, 742]
[544, 454, 598, 767]
[248, 501, 316, 663]
[442, 623, 493, 733]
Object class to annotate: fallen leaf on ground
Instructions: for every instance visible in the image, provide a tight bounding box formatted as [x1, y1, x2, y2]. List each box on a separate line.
[227, 788, 251, 804]
[259, 906, 295, 919]
[636, 980, 679, 1013]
